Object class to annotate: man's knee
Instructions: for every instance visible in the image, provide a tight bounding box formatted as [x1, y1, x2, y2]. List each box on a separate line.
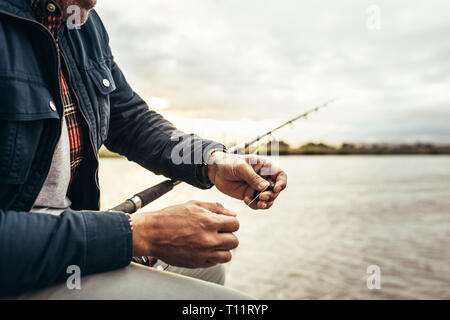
[193, 263, 226, 285]
[208, 263, 226, 285]
[163, 263, 227, 285]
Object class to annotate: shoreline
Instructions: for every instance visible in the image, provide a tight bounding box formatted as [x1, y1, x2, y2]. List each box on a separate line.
[99, 152, 450, 158]
[98, 142, 450, 158]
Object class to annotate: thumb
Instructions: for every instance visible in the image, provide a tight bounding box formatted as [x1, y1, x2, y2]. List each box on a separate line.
[237, 163, 270, 191]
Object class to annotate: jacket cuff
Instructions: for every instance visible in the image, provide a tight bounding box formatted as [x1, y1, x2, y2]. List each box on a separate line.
[82, 211, 132, 275]
[195, 145, 227, 189]
[195, 142, 227, 189]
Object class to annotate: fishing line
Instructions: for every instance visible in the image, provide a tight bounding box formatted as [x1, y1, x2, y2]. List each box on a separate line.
[110, 99, 335, 214]
[110, 99, 335, 268]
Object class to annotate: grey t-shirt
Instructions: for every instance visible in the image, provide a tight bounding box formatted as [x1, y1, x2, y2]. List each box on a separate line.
[31, 117, 72, 215]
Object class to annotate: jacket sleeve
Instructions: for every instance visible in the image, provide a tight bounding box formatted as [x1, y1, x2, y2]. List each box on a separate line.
[104, 60, 225, 189]
[0, 209, 132, 297]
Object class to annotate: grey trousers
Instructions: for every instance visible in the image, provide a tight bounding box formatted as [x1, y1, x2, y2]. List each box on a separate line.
[14, 262, 253, 300]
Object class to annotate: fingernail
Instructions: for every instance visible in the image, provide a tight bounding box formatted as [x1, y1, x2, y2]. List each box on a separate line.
[259, 181, 269, 190]
[261, 202, 267, 209]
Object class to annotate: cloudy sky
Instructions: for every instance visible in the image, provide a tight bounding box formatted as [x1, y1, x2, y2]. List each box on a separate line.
[95, 0, 450, 146]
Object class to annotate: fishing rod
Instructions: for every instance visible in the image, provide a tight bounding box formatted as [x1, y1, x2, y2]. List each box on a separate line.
[109, 99, 334, 214]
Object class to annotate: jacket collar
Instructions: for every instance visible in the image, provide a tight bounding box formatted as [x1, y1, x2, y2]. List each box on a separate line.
[30, 0, 63, 21]
[0, 0, 38, 21]
[29, 0, 64, 34]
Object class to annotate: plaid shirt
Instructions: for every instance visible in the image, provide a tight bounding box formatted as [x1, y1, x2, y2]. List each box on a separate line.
[30, 0, 85, 185]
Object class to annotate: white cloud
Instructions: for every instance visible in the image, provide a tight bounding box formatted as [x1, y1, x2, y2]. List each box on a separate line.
[95, 0, 450, 144]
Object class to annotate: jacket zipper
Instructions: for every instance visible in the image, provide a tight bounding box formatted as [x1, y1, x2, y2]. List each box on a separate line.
[0, 9, 100, 208]
[59, 50, 101, 208]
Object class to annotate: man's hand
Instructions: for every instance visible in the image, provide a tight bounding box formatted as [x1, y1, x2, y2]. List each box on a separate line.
[131, 201, 239, 268]
[207, 152, 288, 210]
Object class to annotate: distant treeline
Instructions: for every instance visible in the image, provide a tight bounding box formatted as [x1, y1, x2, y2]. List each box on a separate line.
[258, 141, 450, 155]
[99, 142, 450, 158]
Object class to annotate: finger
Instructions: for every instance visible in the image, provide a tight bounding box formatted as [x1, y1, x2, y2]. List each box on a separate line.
[258, 158, 281, 178]
[243, 186, 255, 204]
[274, 171, 288, 193]
[242, 187, 260, 210]
[246, 178, 276, 202]
[257, 201, 268, 209]
[237, 162, 270, 191]
[246, 198, 261, 210]
[248, 156, 264, 173]
[258, 190, 280, 202]
[217, 215, 240, 233]
[244, 198, 259, 210]
[258, 161, 287, 193]
[244, 195, 261, 210]
[196, 201, 237, 217]
[202, 261, 217, 268]
[265, 201, 274, 209]
[214, 233, 239, 250]
[208, 251, 233, 264]
[248, 202, 259, 210]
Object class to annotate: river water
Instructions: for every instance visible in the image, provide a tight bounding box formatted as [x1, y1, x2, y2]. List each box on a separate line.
[99, 155, 450, 299]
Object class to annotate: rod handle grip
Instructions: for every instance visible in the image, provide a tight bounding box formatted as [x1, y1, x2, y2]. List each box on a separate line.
[136, 179, 175, 208]
[109, 180, 175, 213]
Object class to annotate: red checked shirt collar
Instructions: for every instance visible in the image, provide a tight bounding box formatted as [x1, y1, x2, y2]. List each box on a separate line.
[30, 0, 64, 37]
[30, 0, 86, 186]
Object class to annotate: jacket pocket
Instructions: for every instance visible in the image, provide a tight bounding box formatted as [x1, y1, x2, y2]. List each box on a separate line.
[85, 62, 116, 144]
[0, 77, 60, 184]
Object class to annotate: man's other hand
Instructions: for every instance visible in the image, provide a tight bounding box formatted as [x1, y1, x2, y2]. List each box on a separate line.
[132, 201, 239, 268]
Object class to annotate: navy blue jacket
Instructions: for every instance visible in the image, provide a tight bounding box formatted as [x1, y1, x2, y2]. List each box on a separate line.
[0, 0, 223, 296]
